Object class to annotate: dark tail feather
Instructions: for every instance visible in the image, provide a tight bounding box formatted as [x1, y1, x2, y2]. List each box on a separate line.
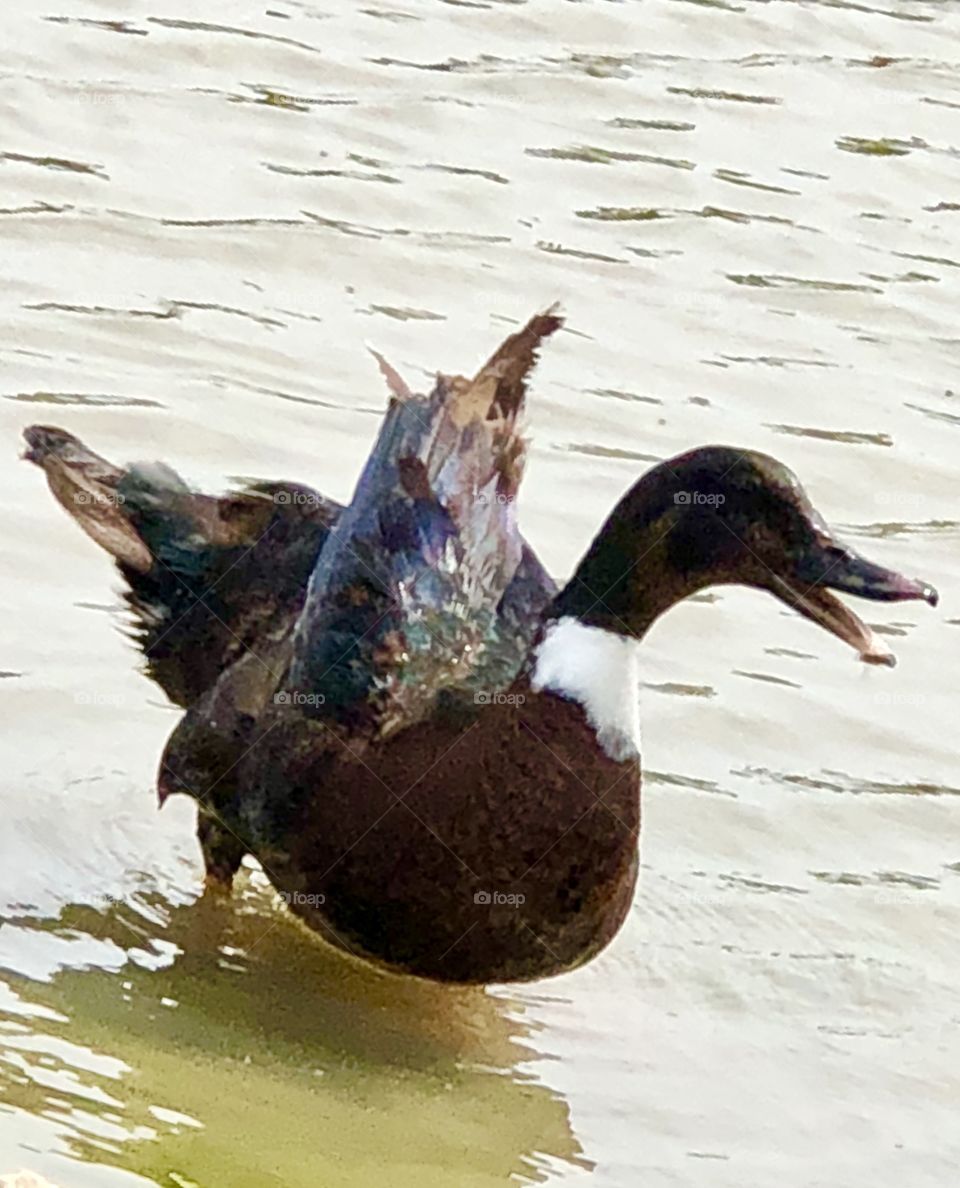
[288, 308, 562, 732]
[23, 426, 337, 706]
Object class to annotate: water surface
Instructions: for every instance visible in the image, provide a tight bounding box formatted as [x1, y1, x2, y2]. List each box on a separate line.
[2, 1, 958, 1184]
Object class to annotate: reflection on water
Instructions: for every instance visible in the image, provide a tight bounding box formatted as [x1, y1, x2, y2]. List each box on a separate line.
[2, 0, 960, 1183]
[0, 880, 586, 1187]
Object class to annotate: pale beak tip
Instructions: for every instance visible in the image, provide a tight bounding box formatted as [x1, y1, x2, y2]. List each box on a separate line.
[862, 650, 897, 669]
[858, 632, 896, 668]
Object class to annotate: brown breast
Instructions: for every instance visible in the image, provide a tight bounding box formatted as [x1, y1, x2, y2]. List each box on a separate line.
[259, 688, 641, 983]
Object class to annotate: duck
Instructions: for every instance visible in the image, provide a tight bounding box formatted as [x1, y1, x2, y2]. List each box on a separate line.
[25, 310, 937, 985]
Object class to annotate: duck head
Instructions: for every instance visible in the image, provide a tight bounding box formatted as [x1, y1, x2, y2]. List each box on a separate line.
[551, 446, 937, 664]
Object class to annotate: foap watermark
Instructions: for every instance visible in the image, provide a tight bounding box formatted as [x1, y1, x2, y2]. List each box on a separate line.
[75, 690, 126, 707]
[474, 691, 526, 706]
[675, 491, 725, 507]
[73, 490, 125, 507]
[279, 891, 326, 907]
[874, 492, 925, 508]
[475, 491, 516, 506]
[274, 691, 326, 707]
[474, 890, 525, 906]
[873, 691, 926, 707]
[273, 490, 326, 506]
[70, 90, 128, 107]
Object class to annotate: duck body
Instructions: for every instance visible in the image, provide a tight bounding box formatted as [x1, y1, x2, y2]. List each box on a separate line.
[230, 663, 640, 983]
[162, 427, 936, 984]
[25, 311, 938, 985]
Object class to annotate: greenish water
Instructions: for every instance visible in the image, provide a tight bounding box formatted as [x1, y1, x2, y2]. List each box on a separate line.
[2, 1, 958, 1185]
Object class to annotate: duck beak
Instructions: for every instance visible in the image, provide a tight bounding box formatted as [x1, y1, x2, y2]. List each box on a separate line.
[771, 541, 938, 667]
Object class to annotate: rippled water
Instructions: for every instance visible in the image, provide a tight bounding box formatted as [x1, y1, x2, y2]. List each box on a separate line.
[2, 1, 959, 1184]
